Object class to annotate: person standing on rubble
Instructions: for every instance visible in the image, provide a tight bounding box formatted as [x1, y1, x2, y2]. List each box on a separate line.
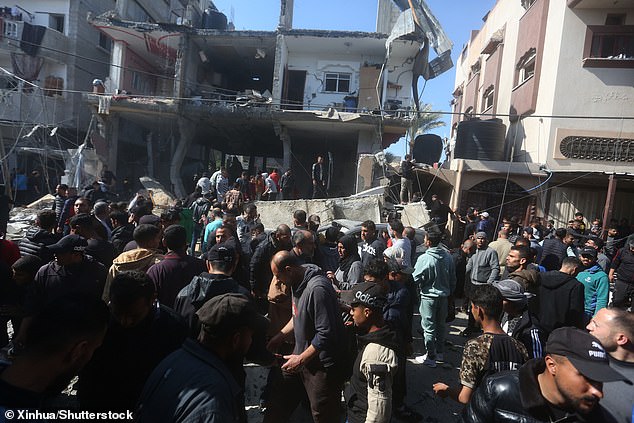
[312, 155, 327, 199]
[400, 154, 415, 204]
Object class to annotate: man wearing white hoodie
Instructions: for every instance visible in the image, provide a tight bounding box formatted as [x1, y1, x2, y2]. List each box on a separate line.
[412, 231, 456, 367]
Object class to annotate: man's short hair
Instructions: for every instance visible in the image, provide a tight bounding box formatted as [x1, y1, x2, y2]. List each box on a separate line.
[293, 210, 307, 224]
[253, 223, 264, 232]
[110, 271, 155, 307]
[37, 210, 56, 230]
[403, 227, 415, 240]
[160, 208, 181, 223]
[21, 292, 109, 357]
[562, 256, 582, 269]
[12, 255, 43, 274]
[292, 230, 313, 246]
[510, 245, 531, 262]
[93, 202, 109, 216]
[363, 259, 389, 280]
[610, 308, 634, 340]
[325, 227, 341, 242]
[163, 225, 187, 251]
[69, 213, 94, 229]
[58, 184, 68, 190]
[426, 231, 443, 247]
[361, 220, 376, 232]
[587, 236, 604, 249]
[555, 228, 567, 239]
[110, 211, 129, 225]
[390, 220, 404, 234]
[471, 284, 503, 320]
[575, 212, 584, 217]
[133, 224, 161, 244]
[515, 237, 530, 248]
[275, 224, 291, 236]
[245, 204, 257, 214]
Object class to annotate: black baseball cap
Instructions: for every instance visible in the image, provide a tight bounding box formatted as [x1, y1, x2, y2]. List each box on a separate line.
[340, 282, 387, 310]
[206, 242, 236, 262]
[47, 234, 88, 253]
[196, 293, 268, 335]
[545, 327, 629, 383]
[579, 247, 597, 259]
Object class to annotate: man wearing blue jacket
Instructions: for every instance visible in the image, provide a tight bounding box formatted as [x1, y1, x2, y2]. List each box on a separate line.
[576, 247, 609, 319]
[413, 231, 456, 368]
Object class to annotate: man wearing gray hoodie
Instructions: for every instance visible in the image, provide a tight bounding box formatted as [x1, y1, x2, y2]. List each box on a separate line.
[466, 232, 500, 285]
[413, 231, 457, 368]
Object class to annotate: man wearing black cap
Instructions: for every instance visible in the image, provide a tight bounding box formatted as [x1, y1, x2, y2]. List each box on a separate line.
[609, 235, 634, 310]
[577, 247, 609, 320]
[462, 327, 628, 423]
[26, 234, 107, 312]
[341, 282, 399, 423]
[174, 242, 250, 335]
[137, 293, 268, 423]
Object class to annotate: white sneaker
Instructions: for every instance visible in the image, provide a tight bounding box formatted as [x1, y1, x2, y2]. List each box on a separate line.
[436, 353, 444, 362]
[414, 353, 437, 368]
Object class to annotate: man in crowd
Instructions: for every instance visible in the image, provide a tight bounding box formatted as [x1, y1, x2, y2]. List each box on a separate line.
[56, 187, 78, 235]
[280, 169, 295, 200]
[341, 282, 399, 423]
[290, 230, 316, 265]
[52, 184, 67, 223]
[400, 154, 415, 204]
[189, 192, 212, 255]
[103, 224, 163, 301]
[540, 228, 570, 271]
[493, 279, 545, 358]
[361, 220, 386, 267]
[93, 202, 112, 241]
[236, 204, 260, 254]
[413, 231, 456, 368]
[427, 194, 454, 232]
[539, 257, 585, 336]
[506, 245, 540, 314]
[311, 155, 327, 199]
[433, 284, 528, 404]
[70, 213, 115, 269]
[390, 220, 411, 267]
[27, 235, 107, 312]
[110, 210, 134, 255]
[577, 247, 609, 320]
[609, 235, 634, 310]
[462, 327, 627, 423]
[585, 236, 611, 272]
[466, 232, 500, 285]
[195, 171, 211, 195]
[587, 308, 634, 423]
[147, 225, 206, 308]
[18, 209, 59, 264]
[0, 293, 109, 409]
[476, 212, 493, 241]
[137, 293, 268, 423]
[292, 209, 308, 231]
[264, 251, 347, 423]
[78, 271, 186, 412]
[488, 229, 512, 276]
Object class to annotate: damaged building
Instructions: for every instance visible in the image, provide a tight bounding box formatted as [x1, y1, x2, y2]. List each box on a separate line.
[84, 0, 453, 198]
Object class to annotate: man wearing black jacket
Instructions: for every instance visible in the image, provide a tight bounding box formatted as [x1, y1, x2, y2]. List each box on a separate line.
[462, 327, 627, 423]
[18, 210, 59, 263]
[265, 251, 347, 423]
[538, 257, 585, 336]
[360, 220, 386, 267]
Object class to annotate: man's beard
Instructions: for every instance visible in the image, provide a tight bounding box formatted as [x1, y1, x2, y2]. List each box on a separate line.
[507, 263, 520, 273]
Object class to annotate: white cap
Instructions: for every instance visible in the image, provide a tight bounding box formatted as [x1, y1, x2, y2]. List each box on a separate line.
[481, 211, 489, 218]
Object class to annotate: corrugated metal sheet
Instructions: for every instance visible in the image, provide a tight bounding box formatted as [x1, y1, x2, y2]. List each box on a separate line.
[548, 187, 634, 227]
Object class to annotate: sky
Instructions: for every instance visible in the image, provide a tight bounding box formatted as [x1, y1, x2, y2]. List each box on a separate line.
[212, 0, 497, 158]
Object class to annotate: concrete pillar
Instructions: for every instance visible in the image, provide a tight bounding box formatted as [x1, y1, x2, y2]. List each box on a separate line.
[110, 41, 125, 91]
[171, 117, 195, 198]
[174, 33, 189, 104]
[271, 33, 287, 109]
[146, 132, 154, 178]
[278, 0, 294, 30]
[107, 115, 119, 175]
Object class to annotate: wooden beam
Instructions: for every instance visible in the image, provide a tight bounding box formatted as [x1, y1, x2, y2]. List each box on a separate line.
[601, 173, 617, 239]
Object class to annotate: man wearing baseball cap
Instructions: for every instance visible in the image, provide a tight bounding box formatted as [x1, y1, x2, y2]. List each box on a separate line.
[463, 327, 629, 423]
[26, 234, 107, 313]
[138, 293, 268, 423]
[576, 247, 609, 319]
[610, 235, 634, 310]
[340, 283, 399, 423]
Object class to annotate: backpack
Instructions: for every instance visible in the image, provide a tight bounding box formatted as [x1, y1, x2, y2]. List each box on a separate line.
[190, 199, 210, 223]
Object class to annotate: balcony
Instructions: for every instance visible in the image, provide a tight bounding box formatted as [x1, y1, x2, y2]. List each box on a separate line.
[583, 25, 634, 68]
[0, 87, 70, 126]
[0, 20, 69, 63]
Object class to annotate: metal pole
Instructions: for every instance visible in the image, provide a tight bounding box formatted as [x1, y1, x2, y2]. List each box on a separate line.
[601, 174, 617, 240]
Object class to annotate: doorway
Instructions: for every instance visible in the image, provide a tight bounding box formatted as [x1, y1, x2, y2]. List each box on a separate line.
[283, 70, 306, 110]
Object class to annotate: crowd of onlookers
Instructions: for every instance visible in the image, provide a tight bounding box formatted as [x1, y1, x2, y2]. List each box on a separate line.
[0, 182, 632, 423]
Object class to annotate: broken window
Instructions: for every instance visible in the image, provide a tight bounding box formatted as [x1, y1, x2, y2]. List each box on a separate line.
[324, 73, 351, 93]
[482, 85, 494, 111]
[516, 49, 536, 85]
[49, 14, 64, 33]
[99, 33, 112, 52]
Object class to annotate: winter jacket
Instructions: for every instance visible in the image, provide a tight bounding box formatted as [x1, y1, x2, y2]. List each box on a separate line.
[249, 233, 289, 294]
[147, 252, 207, 308]
[27, 256, 107, 313]
[361, 237, 386, 267]
[488, 239, 512, 274]
[539, 238, 568, 271]
[413, 246, 456, 298]
[103, 249, 164, 301]
[318, 242, 339, 273]
[190, 197, 211, 224]
[111, 224, 134, 255]
[53, 194, 66, 220]
[466, 247, 499, 284]
[86, 239, 116, 269]
[137, 339, 243, 423]
[538, 271, 585, 335]
[508, 268, 541, 315]
[576, 265, 609, 317]
[173, 273, 250, 336]
[292, 265, 346, 369]
[345, 326, 399, 423]
[383, 280, 410, 342]
[611, 246, 634, 284]
[462, 358, 616, 423]
[18, 227, 59, 263]
[501, 310, 545, 359]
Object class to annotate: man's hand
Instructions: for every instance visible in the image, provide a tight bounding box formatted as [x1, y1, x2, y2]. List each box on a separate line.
[281, 354, 304, 373]
[433, 382, 450, 398]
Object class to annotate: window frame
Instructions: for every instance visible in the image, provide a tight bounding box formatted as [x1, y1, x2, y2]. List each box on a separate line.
[482, 85, 495, 111]
[323, 72, 352, 93]
[515, 48, 536, 87]
[49, 14, 65, 34]
[583, 25, 634, 68]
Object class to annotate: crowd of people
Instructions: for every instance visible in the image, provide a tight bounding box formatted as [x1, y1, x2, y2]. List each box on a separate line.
[0, 181, 632, 423]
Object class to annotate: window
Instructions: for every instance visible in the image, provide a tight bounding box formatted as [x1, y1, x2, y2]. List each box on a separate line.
[49, 14, 64, 33]
[482, 85, 494, 111]
[516, 48, 536, 85]
[324, 73, 351, 93]
[131, 72, 148, 93]
[99, 33, 112, 52]
[583, 26, 634, 68]
[4, 21, 18, 38]
[560, 136, 634, 162]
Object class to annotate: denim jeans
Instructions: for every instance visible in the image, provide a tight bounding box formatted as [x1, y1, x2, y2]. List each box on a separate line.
[419, 295, 448, 358]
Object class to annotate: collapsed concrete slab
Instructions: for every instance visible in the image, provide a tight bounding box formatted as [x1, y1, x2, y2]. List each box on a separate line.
[399, 201, 431, 229]
[139, 176, 176, 207]
[254, 195, 384, 229]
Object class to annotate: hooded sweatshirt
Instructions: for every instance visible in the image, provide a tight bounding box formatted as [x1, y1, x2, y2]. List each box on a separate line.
[292, 265, 346, 369]
[345, 326, 399, 423]
[413, 246, 456, 298]
[576, 264, 609, 317]
[103, 248, 164, 301]
[538, 271, 585, 335]
[508, 268, 541, 315]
